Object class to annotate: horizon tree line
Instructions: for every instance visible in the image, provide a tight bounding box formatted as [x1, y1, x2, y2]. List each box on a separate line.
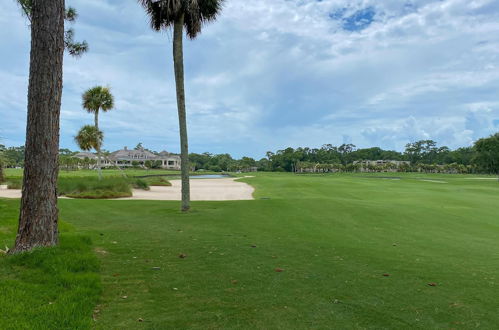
[2, 133, 497, 175]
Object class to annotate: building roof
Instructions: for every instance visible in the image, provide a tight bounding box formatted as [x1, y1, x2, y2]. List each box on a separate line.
[73, 147, 180, 161]
[109, 148, 157, 160]
[74, 152, 98, 159]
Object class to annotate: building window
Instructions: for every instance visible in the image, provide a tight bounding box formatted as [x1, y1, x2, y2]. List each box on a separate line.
[168, 161, 175, 166]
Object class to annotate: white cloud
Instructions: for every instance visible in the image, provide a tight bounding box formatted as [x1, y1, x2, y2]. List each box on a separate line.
[1, 0, 498, 157]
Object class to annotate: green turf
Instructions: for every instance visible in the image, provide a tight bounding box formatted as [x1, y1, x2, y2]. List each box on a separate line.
[0, 201, 101, 330]
[3, 168, 216, 180]
[1, 172, 499, 328]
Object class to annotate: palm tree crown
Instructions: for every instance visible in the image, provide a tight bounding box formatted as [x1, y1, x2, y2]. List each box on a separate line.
[74, 125, 103, 152]
[82, 86, 114, 114]
[138, 0, 224, 38]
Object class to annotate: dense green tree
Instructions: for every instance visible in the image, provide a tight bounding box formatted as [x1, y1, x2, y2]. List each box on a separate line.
[404, 140, 439, 164]
[1, 146, 25, 167]
[138, 0, 225, 212]
[473, 133, 499, 175]
[82, 86, 115, 180]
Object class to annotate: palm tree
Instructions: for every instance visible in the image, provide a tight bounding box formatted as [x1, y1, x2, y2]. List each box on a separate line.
[74, 126, 103, 167]
[82, 86, 114, 180]
[138, 0, 225, 212]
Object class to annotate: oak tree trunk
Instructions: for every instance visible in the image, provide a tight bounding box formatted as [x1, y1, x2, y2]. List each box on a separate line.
[11, 0, 65, 254]
[94, 110, 103, 180]
[173, 14, 190, 212]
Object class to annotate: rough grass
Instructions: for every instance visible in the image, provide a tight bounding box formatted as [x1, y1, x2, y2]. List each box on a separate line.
[58, 177, 133, 199]
[4, 177, 139, 199]
[143, 176, 172, 186]
[0, 199, 101, 330]
[6, 180, 22, 189]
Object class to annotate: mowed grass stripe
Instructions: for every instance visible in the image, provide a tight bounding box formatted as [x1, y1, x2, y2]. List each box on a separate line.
[60, 173, 498, 328]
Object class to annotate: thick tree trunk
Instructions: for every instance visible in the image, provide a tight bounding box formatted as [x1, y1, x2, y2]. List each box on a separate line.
[173, 14, 190, 212]
[94, 111, 103, 180]
[11, 0, 65, 254]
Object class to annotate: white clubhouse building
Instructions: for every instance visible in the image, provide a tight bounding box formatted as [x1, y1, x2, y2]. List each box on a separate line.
[74, 147, 181, 170]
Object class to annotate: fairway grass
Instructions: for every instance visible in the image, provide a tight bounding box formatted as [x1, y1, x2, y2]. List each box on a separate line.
[1, 173, 499, 328]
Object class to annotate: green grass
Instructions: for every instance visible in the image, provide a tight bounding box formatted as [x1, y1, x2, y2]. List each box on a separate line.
[1, 172, 499, 328]
[0, 200, 101, 330]
[142, 176, 172, 187]
[59, 177, 134, 199]
[4, 168, 182, 180]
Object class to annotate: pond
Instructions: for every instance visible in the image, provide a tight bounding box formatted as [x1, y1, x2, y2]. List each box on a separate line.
[190, 174, 231, 179]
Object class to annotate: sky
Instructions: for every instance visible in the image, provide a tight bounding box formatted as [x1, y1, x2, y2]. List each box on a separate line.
[1, 0, 498, 159]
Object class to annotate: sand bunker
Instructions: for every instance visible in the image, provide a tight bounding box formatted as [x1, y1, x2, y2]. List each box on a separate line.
[119, 178, 254, 201]
[0, 179, 255, 201]
[0, 185, 21, 198]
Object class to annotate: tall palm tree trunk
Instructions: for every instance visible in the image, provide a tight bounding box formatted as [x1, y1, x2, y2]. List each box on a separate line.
[173, 14, 190, 212]
[11, 0, 65, 254]
[94, 110, 103, 180]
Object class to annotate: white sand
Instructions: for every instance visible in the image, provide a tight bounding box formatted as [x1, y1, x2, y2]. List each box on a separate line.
[0, 185, 21, 198]
[121, 178, 254, 201]
[1, 179, 255, 201]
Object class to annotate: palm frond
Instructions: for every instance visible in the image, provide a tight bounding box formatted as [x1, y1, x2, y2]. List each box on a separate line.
[138, 0, 224, 38]
[75, 125, 103, 151]
[82, 86, 114, 113]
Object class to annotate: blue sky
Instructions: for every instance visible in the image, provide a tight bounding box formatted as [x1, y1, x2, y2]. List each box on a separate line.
[1, 0, 498, 158]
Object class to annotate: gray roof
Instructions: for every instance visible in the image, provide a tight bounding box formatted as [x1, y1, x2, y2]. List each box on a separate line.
[73, 148, 180, 161]
[74, 152, 97, 159]
[109, 148, 157, 160]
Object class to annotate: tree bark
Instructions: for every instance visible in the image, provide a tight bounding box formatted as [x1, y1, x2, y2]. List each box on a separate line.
[173, 14, 190, 212]
[11, 0, 65, 254]
[94, 110, 102, 180]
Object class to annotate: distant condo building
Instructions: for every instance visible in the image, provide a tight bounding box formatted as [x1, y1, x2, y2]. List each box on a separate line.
[74, 146, 181, 170]
[353, 160, 411, 167]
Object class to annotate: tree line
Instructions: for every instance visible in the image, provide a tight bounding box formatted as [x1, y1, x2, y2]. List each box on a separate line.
[2, 133, 497, 174]
[261, 135, 498, 174]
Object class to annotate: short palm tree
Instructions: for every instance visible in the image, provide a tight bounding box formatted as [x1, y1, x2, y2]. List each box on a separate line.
[138, 0, 225, 212]
[74, 125, 103, 165]
[82, 86, 114, 180]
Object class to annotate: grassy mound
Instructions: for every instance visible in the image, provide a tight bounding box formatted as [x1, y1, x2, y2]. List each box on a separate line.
[0, 199, 101, 329]
[59, 177, 133, 199]
[144, 176, 172, 186]
[6, 180, 22, 189]
[4, 176, 141, 199]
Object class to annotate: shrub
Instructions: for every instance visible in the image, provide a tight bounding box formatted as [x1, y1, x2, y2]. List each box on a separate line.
[7, 179, 22, 189]
[146, 177, 172, 186]
[132, 179, 150, 190]
[58, 177, 133, 199]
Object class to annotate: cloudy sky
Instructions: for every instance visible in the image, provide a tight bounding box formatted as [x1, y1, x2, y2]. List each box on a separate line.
[1, 0, 498, 158]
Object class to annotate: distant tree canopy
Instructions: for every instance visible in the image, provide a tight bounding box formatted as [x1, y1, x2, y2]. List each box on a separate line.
[473, 133, 499, 175]
[2, 133, 498, 174]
